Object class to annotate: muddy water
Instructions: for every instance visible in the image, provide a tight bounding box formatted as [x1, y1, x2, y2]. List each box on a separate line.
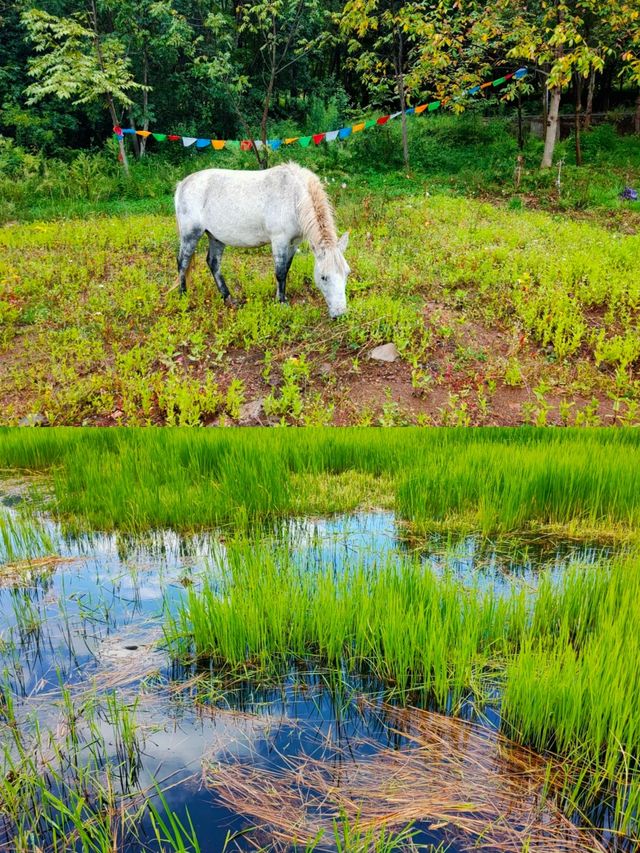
[0, 493, 620, 852]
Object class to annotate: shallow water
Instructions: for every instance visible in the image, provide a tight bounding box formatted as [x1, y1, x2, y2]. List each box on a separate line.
[0, 491, 623, 851]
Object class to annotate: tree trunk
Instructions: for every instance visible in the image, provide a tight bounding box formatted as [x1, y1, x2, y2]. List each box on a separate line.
[574, 73, 582, 166]
[90, 0, 129, 175]
[542, 65, 548, 130]
[128, 108, 140, 158]
[635, 92, 640, 134]
[517, 91, 524, 150]
[583, 67, 595, 129]
[109, 96, 129, 175]
[140, 50, 149, 157]
[393, 23, 409, 169]
[541, 85, 561, 169]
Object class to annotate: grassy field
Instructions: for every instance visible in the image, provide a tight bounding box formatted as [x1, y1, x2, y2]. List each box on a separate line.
[2, 191, 639, 427]
[1, 119, 639, 427]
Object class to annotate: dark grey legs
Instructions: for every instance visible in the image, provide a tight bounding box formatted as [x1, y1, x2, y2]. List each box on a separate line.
[178, 233, 298, 307]
[177, 230, 202, 295]
[273, 242, 297, 304]
[206, 235, 233, 303]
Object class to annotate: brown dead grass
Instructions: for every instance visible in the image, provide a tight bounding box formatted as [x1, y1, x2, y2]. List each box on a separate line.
[204, 700, 607, 852]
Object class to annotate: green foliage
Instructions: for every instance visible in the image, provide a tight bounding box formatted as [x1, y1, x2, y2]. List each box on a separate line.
[22, 9, 143, 108]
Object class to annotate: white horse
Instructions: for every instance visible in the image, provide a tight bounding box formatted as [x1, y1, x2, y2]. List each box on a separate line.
[174, 162, 350, 318]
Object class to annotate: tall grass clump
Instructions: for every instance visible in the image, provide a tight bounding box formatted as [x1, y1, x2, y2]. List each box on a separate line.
[1, 427, 639, 537]
[0, 507, 54, 564]
[166, 539, 529, 701]
[397, 436, 640, 535]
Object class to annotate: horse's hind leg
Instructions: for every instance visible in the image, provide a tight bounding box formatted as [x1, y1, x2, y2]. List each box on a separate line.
[177, 229, 202, 294]
[206, 235, 235, 306]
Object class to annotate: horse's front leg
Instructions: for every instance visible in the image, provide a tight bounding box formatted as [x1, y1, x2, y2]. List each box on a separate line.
[206, 235, 236, 307]
[272, 240, 297, 304]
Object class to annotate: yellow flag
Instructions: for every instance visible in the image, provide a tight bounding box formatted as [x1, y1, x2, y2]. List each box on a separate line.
[212, 140, 225, 150]
[352, 122, 365, 133]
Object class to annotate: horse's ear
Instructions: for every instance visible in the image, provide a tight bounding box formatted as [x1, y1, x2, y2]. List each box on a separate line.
[338, 231, 349, 252]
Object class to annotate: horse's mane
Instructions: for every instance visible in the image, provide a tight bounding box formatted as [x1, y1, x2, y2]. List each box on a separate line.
[286, 163, 337, 251]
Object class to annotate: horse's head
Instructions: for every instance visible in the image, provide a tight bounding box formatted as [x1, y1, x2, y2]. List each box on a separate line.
[314, 232, 350, 319]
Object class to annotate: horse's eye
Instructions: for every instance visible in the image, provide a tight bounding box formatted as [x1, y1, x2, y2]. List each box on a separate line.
[321, 275, 327, 282]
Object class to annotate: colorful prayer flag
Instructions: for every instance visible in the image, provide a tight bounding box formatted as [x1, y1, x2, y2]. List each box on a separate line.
[110, 69, 527, 158]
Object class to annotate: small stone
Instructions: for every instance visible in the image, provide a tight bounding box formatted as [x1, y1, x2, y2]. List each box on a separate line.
[238, 398, 265, 423]
[319, 362, 332, 377]
[369, 343, 400, 363]
[18, 413, 47, 427]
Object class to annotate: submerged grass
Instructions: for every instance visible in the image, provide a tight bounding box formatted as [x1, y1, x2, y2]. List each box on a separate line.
[0, 427, 639, 539]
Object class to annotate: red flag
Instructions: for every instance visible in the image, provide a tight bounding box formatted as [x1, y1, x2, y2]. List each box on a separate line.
[113, 125, 123, 136]
[240, 140, 253, 151]
[168, 134, 181, 141]
[376, 115, 390, 126]
[312, 133, 326, 145]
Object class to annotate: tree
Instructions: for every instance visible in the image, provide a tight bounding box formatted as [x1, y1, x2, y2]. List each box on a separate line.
[22, 5, 145, 173]
[339, 0, 423, 168]
[503, 0, 627, 168]
[236, 0, 323, 167]
[103, 0, 193, 155]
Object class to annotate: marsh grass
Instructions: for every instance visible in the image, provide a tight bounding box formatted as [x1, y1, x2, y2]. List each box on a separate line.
[1, 428, 639, 539]
[167, 537, 640, 844]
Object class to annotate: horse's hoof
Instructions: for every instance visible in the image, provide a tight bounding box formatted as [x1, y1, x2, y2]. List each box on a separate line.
[224, 296, 239, 309]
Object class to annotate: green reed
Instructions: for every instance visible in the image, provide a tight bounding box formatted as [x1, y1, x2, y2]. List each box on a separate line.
[1, 427, 639, 538]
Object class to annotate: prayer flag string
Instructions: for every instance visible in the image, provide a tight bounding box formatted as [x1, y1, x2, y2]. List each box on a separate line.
[112, 68, 527, 151]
